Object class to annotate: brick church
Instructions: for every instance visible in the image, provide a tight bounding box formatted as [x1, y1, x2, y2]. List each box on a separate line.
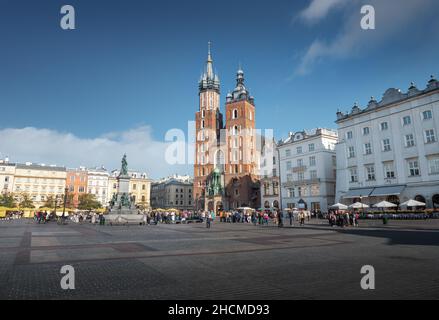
[193, 43, 261, 212]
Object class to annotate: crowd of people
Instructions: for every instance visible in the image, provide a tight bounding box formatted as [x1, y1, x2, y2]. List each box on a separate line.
[22, 207, 364, 229]
[327, 211, 360, 227]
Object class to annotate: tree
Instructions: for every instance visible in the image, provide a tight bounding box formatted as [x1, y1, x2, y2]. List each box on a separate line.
[43, 195, 58, 209]
[19, 194, 35, 209]
[65, 193, 74, 209]
[0, 193, 16, 208]
[78, 193, 102, 210]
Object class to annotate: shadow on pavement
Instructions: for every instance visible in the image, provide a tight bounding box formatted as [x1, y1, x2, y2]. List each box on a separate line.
[302, 224, 439, 246]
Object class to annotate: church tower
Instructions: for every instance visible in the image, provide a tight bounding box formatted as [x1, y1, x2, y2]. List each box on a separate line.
[224, 68, 259, 209]
[194, 43, 224, 211]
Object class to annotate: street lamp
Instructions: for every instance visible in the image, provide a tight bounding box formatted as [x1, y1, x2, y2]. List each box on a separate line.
[53, 194, 58, 218]
[62, 187, 68, 221]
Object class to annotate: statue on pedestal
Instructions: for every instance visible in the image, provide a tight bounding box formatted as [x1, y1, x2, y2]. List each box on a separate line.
[120, 154, 128, 176]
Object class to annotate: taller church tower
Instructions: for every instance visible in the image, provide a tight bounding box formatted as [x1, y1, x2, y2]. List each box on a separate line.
[194, 43, 224, 210]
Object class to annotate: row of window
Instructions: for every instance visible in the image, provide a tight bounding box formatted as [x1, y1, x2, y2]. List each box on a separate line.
[286, 170, 319, 182]
[263, 182, 279, 196]
[285, 143, 315, 157]
[14, 178, 65, 184]
[347, 129, 437, 158]
[15, 185, 64, 192]
[286, 185, 321, 198]
[349, 157, 439, 182]
[286, 156, 317, 170]
[346, 110, 434, 140]
[176, 188, 191, 193]
[231, 109, 253, 121]
[68, 185, 86, 193]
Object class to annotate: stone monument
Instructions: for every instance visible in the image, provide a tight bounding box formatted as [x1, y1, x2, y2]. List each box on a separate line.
[107, 154, 142, 224]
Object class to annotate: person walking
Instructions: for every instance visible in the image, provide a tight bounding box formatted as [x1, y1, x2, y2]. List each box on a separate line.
[278, 210, 284, 228]
[299, 211, 305, 226]
[288, 211, 293, 226]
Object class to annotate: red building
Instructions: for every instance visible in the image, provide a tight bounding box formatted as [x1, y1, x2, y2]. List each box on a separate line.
[194, 44, 260, 212]
[66, 168, 88, 208]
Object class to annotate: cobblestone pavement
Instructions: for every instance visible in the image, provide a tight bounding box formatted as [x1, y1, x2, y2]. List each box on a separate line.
[0, 219, 438, 300]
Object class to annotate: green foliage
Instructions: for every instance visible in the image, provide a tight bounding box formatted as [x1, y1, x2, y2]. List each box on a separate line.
[78, 193, 102, 210]
[19, 194, 35, 209]
[0, 193, 16, 208]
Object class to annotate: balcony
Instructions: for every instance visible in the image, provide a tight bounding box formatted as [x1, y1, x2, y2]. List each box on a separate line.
[282, 178, 320, 187]
[292, 166, 307, 173]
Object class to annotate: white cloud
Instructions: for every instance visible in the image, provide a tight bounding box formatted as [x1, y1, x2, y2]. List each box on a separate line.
[295, 0, 437, 75]
[299, 0, 350, 23]
[0, 126, 192, 179]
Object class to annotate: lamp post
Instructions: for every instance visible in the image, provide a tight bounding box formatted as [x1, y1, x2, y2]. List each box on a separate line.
[62, 187, 68, 220]
[53, 195, 58, 218]
[360, 195, 364, 216]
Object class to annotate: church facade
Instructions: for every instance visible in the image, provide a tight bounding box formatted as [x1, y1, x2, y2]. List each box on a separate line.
[193, 44, 261, 212]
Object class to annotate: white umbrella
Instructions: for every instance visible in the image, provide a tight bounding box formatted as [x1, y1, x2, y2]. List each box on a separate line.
[349, 202, 369, 209]
[373, 201, 397, 208]
[400, 199, 426, 207]
[330, 203, 348, 210]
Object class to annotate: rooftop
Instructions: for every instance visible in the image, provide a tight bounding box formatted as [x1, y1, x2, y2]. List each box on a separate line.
[336, 75, 439, 122]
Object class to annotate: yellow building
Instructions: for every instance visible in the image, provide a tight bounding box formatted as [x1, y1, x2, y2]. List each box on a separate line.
[13, 163, 67, 208]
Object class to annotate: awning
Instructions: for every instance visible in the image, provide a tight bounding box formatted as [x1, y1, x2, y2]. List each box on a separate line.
[343, 188, 374, 199]
[370, 185, 405, 197]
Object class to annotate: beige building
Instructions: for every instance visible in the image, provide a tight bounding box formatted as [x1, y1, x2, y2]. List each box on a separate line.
[151, 175, 194, 211]
[0, 158, 15, 194]
[108, 170, 151, 209]
[13, 162, 67, 208]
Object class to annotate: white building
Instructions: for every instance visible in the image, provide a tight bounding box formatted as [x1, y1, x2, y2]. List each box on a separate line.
[0, 158, 15, 194]
[278, 128, 338, 212]
[260, 138, 280, 209]
[335, 76, 439, 209]
[87, 167, 109, 206]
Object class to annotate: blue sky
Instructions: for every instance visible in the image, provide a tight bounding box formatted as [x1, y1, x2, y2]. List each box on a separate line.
[0, 0, 438, 178]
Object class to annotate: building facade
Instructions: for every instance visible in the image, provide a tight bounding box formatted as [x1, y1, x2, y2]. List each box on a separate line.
[66, 167, 88, 208]
[0, 158, 15, 194]
[193, 44, 261, 212]
[278, 129, 338, 212]
[335, 76, 439, 209]
[87, 167, 109, 206]
[151, 175, 194, 211]
[13, 162, 67, 208]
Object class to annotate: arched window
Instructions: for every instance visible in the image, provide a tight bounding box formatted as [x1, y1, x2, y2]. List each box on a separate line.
[233, 109, 238, 119]
[201, 120, 205, 129]
[233, 126, 239, 136]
